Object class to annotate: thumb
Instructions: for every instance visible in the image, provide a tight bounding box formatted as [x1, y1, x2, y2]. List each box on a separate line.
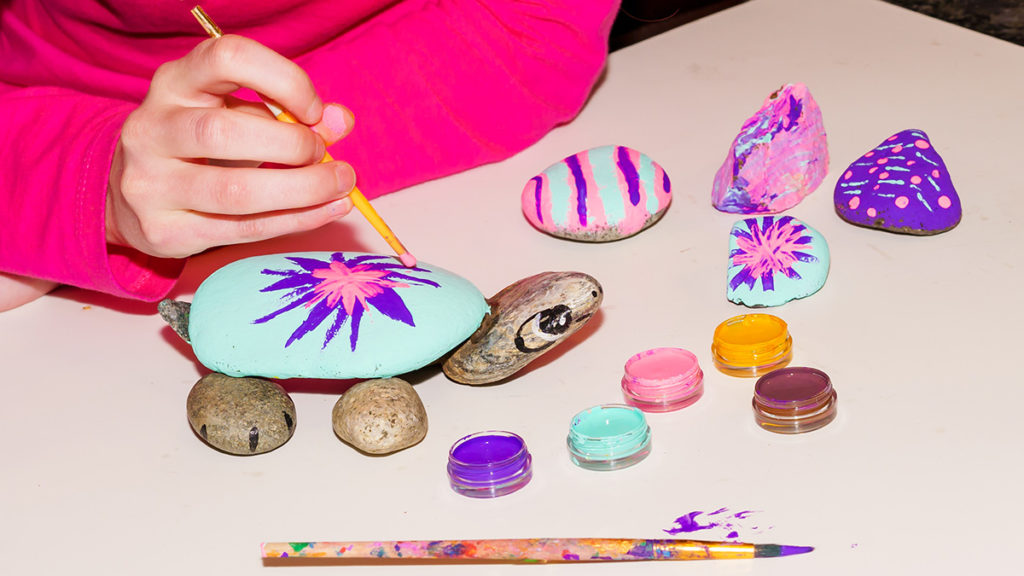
[311, 103, 354, 147]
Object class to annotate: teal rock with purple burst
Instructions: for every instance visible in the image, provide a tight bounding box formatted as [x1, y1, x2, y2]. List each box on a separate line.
[727, 215, 830, 307]
[187, 252, 489, 379]
[834, 129, 961, 235]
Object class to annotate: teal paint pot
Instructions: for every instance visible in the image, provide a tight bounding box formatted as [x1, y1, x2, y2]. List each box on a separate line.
[566, 404, 652, 471]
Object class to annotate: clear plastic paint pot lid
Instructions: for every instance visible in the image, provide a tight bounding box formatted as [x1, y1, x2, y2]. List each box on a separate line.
[621, 347, 704, 412]
[447, 431, 532, 498]
[753, 367, 837, 434]
[711, 314, 793, 374]
[567, 404, 652, 471]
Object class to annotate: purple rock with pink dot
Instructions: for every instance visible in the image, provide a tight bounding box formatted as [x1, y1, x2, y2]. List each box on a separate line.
[712, 83, 829, 214]
[834, 129, 961, 235]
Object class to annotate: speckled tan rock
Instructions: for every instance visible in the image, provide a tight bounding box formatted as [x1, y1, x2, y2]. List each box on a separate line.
[443, 271, 603, 385]
[186, 373, 296, 455]
[332, 378, 427, 454]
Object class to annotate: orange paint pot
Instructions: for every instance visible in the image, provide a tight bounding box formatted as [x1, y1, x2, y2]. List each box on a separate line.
[711, 314, 793, 377]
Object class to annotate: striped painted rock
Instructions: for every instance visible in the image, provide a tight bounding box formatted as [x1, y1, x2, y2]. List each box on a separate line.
[834, 129, 961, 235]
[521, 145, 672, 242]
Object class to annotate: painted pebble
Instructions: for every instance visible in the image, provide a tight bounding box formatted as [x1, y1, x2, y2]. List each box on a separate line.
[834, 129, 961, 235]
[727, 215, 829, 307]
[443, 271, 603, 385]
[186, 373, 296, 455]
[521, 145, 671, 242]
[712, 83, 829, 214]
[332, 378, 427, 455]
[185, 252, 489, 380]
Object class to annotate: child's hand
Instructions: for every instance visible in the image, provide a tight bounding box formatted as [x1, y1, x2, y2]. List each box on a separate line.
[106, 35, 356, 259]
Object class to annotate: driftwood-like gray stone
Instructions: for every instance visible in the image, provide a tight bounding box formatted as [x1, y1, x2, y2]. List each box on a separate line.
[158, 299, 191, 343]
[443, 271, 603, 385]
[332, 378, 427, 454]
[186, 373, 296, 455]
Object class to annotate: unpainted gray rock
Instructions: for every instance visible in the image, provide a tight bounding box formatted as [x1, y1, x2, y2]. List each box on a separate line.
[186, 373, 296, 455]
[332, 378, 427, 454]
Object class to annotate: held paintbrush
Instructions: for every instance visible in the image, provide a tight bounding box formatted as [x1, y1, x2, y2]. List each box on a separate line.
[190, 5, 417, 267]
[261, 538, 813, 562]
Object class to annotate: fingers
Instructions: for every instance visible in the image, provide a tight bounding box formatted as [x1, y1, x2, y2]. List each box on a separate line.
[171, 161, 356, 215]
[107, 35, 363, 260]
[157, 106, 326, 166]
[154, 35, 323, 124]
[190, 196, 355, 253]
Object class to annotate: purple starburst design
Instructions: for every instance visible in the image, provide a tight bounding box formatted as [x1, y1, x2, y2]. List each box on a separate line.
[729, 215, 817, 292]
[253, 253, 439, 350]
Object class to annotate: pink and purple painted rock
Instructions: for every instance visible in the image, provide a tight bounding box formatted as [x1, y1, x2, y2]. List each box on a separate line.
[727, 215, 829, 308]
[712, 83, 829, 214]
[834, 129, 961, 235]
[521, 145, 671, 242]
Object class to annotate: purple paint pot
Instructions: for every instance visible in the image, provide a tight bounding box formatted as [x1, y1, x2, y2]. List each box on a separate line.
[447, 431, 533, 498]
[753, 367, 837, 434]
[621, 347, 704, 412]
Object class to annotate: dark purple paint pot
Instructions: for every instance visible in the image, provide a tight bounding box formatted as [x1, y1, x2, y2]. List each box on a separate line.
[447, 431, 532, 498]
[753, 367, 837, 434]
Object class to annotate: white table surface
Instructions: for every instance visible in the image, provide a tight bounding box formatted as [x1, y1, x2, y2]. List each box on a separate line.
[3, 0, 1022, 573]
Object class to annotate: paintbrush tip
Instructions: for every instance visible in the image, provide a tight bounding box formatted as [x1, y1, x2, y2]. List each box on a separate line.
[398, 252, 418, 268]
[753, 544, 814, 558]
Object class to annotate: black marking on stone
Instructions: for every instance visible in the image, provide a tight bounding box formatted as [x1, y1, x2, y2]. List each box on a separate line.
[284, 411, 293, 430]
[514, 305, 571, 353]
[199, 424, 207, 439]
[538, 305, 572, 336]
[591, 290, 598, 298]
[249, 426, 259, 452]
[514, 335, 527, 352]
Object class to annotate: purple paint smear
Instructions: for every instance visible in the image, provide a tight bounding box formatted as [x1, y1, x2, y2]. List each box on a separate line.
[664, 508, 768, 540]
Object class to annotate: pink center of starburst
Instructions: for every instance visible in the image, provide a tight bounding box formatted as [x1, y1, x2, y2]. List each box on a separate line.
[308, 261, 409, 315]
[733, 222, 803, 278]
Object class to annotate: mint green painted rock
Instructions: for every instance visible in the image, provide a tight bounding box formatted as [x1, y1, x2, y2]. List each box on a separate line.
[188, 252, 489, 379]
[726, 215, 829, 307]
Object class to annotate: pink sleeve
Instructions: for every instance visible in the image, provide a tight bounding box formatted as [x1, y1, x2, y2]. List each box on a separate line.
[0, 85, 184, 301]
[300, 0, 620, 199]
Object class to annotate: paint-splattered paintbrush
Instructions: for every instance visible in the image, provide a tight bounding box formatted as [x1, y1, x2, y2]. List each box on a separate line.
[189, 5, 418, 268]
[261, 538, 813, 562]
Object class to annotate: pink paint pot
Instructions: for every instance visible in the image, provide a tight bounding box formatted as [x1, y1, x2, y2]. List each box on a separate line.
[752, 367, 837, 434]
[621, 347, 704, 412]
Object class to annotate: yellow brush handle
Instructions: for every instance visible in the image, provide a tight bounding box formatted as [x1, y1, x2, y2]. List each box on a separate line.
[191, 5, 415, 265]
[271, 107, 411, 260]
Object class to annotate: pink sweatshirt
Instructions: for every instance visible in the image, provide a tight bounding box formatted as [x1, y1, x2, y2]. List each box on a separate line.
[0, 0, 618, 301]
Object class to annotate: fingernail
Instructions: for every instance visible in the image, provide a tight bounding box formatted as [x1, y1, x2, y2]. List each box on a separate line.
[305, 96, 324, 125]
[313, 104, 354, 144]
[335, 162, 356, 193]
[326, 197, 353, 216]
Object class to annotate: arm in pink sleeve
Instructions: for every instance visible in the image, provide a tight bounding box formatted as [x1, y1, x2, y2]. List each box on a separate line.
[0, 85, 184, 301]
[301, 0, 621, 198]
